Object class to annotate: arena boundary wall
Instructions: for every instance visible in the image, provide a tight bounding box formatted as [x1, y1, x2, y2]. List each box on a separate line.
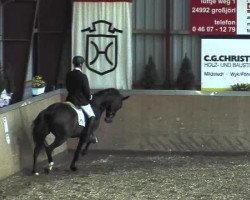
[1, 89, 250, 180]
[0, 90, 67, 180]
[68, 90, 250, 154]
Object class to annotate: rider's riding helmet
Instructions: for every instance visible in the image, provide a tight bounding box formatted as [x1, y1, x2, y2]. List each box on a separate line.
[72, 56, 85, 67]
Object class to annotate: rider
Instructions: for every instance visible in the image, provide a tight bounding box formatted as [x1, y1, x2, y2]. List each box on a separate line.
[66, 56, 97, 143]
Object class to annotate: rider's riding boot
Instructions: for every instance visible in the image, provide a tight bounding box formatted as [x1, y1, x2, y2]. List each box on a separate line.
[86, 117, 98, 143]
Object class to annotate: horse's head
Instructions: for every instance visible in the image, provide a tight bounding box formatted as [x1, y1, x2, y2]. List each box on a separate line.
[93, 88, 129, 123]
[101, 89, 129, 123]
[104, 94, 129, 123]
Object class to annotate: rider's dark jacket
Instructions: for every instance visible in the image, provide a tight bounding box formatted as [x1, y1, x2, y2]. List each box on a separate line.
[66, 69, 91, 106]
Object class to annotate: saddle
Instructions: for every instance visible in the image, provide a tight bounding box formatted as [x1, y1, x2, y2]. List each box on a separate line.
[64, 102, 85, 126]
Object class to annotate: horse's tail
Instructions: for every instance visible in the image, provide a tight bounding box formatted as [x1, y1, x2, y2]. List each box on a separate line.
[32, 108, 51, 144]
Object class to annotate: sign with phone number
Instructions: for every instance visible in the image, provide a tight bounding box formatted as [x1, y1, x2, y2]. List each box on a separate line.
[190, 0, 250, 35]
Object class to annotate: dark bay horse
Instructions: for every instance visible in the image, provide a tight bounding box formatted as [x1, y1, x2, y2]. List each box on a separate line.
[32, 88, 129, 175]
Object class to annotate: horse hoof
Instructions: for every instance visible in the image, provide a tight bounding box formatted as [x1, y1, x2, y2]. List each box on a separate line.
[49, 162, 54, 171]
[91, 136, 98, 144]
[70, 166, 78, 171]
[33, 172, 39, 176]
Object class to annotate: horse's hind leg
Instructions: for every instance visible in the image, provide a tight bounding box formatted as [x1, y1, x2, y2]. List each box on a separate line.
[32, 143, 43, 175]
[44, 136, 66, 173]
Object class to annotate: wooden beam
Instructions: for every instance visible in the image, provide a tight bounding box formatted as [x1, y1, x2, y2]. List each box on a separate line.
[170, 30, 190, 35]
[133, 29, 166, 35]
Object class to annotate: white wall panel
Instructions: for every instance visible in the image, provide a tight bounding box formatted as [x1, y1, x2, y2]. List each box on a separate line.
[132, 0, 166, 87]
[0, 5, 2, 62]
[171, 35, 200, 84]
[171, 0, 190, 31]
[170, 0, 201, 87]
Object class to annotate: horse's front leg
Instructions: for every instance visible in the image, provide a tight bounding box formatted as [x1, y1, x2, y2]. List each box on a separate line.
[70, 137, 85, 171]
[81, 142, 91, 156]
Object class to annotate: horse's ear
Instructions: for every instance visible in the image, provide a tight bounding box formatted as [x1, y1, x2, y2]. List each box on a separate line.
[122, 96, 130, 101]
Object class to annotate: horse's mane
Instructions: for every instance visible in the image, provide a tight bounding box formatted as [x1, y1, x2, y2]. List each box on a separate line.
[93, 88, 120, 97]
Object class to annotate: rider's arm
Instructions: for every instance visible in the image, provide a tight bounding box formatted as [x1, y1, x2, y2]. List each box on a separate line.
[82, 74, 92, 100]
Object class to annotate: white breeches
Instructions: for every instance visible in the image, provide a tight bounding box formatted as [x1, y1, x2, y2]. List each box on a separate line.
[81, 104, 95, 118]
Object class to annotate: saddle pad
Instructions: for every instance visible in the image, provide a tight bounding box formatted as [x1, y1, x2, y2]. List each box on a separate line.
[64, 102, 85, 127]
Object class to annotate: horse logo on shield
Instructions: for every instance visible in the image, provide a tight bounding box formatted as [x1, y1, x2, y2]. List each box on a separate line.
[81, 20, 123, 76]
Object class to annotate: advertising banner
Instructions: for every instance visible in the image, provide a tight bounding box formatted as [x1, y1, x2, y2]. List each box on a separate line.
[201, 39, 250, 91]
[191, 0, 250, 35]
